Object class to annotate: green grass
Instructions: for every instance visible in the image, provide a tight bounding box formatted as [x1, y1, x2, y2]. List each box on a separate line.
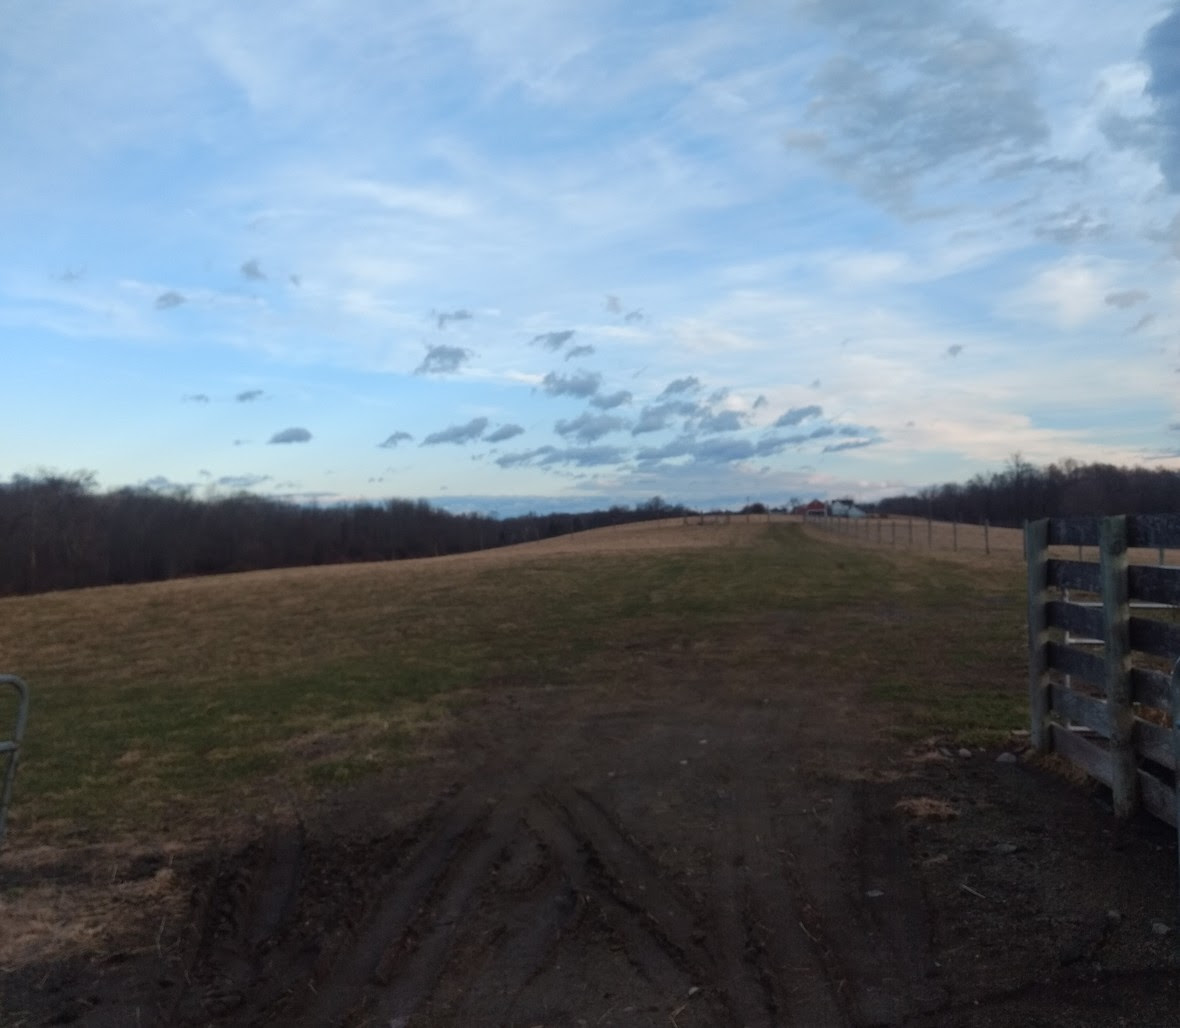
[0, 522, 1030, 840]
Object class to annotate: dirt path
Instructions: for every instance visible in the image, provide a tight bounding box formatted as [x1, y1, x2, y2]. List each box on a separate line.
[162, 669, 946, 1028]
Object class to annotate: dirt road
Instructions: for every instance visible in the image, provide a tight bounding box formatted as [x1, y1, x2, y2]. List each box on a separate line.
[97, 663, 946, 1028]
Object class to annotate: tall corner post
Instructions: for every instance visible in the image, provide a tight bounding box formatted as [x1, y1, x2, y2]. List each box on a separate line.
[1026, 518, 1051, 752]
[1170, 659, 1180, 915]
[1100, 515, 1136, 818]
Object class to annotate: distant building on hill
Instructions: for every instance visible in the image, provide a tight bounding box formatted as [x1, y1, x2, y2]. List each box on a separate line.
[827, 499, 867, 518]
[792, 499, 828, 518]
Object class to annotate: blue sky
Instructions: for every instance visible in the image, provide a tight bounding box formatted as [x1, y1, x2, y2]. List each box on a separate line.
[4, 0, 1180, 514]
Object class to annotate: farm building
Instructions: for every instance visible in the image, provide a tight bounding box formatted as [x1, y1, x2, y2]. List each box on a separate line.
[792, 500, 828, 518]
[827, 499, 867, 518]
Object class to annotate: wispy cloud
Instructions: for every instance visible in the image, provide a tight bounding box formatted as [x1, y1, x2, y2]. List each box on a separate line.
[555, 412, 628, 443]
[698, 409, 744, 433]
[532, 330, 576, 351]
[1143, 6, 1180, 191]
[155, 290, 185, 310]
[774, 405, 823, 428]
[660, 376, 701, 397]
[434, 308, 473, 329]
[822, 438, 880, 453]
[236, 388, 264, 402]
[217, 473, 271, 489]
[789, 0, 1048, 211]
[485, 423, 525, 443]
[378, 431, 413, 448]
[269, 427, 312, 444]
[1106, 289, 1149, 308]
[422, 417, 488, 445]
[632, 399, 700, 435]
[590, 389, 632, 410]
[541, 370, 602, 398]
[496, 445, 627, 468]
[416, 344, 473, 375]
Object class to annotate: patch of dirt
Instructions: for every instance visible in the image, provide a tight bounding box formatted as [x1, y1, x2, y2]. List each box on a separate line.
[3, 655, 1179, 1025]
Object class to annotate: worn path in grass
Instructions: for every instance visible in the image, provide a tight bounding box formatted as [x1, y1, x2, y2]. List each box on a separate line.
[2, 520, 1179, 1026]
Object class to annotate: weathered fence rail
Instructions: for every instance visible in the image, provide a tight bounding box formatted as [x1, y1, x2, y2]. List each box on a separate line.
[1026, 515, 1180, 833]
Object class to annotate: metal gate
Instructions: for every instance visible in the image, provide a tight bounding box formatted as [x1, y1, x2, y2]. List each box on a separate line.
[1, 674, 29, 844]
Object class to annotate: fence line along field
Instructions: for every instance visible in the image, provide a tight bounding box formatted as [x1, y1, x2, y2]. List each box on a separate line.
[2, 519, 1179, 1027]
[808, 514, 1180, 569]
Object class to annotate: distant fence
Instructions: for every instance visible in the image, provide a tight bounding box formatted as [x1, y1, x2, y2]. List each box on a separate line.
[1025, 515, 1180, 835]
[811, 514, 1020, 556]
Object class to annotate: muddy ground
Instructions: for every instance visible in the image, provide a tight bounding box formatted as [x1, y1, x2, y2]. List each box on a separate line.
[4, 651, 1180, 1026]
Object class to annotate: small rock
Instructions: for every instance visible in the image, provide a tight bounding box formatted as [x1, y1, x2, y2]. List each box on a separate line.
[1106, 909, 1122, 924]
[996, 752, 1018, 764]
[866, 889, 884, 898]
[687, 986, 700, 997]
[958, 748, 972, 758]
[1152, 921, 1172, 937]
[994, 843, 1018, 855]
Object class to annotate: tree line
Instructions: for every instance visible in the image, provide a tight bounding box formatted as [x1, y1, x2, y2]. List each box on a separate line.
[876, 457, 1180, 527]
[0, 473, 691, 597]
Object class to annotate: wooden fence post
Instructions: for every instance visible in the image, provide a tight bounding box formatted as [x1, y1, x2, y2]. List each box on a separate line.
[890, 521, 896, 548]
[927, 518, 933, 549]
[984, 520, 990, 556]
[952, 519, 958, 551]
[1100, 515, 1136, 818]
[908, 518, 913, 547]
[1170, 659, 1180, 909]
[1026, 519, 1051, 752]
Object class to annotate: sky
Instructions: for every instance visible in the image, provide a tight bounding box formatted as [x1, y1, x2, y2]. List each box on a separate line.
[4, 0, 1180, 515]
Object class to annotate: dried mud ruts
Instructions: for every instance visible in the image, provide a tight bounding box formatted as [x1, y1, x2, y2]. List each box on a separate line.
[161, 733, 943, 1028]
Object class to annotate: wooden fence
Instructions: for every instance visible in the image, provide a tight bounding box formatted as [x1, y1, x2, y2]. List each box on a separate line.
[814, 514, 1018, 556]
[1026, 515, 1180, 833]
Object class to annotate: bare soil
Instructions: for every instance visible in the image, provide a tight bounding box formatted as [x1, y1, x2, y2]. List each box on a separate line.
[3, 522, 1180, 1026]
[4, 666, 1180, 1025]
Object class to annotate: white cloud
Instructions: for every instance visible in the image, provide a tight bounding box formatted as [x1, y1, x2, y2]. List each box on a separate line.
[1002, 257, 1121, 328]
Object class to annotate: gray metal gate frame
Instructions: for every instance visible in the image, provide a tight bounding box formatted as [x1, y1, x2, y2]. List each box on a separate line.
[1, 674, 29, 845]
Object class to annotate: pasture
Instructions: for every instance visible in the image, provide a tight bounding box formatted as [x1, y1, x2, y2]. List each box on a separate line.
[3, 519, 1178, 1027]
[0, 519, 1025, 841]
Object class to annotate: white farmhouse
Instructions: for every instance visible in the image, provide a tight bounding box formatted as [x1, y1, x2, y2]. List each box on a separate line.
[827, 499, 867, 518]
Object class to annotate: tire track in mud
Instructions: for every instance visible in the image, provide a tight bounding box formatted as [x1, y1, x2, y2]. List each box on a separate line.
[707, 739, 847, 1028]
[290, 772, 547, 1027]
[532, 787, 708, 995]
[167, 703, 946, 1028]
[781, 781, 948, 1026]
[167, 820, 310, 1023]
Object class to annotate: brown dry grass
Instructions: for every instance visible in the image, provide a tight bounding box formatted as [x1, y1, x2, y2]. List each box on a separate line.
[0, 518, 1031, 968]
[0, 839, 190, 967]
[0, 518, 766, 688]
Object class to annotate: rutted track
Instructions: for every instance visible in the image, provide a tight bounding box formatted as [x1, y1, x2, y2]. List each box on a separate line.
[156, 679, 946, 1028]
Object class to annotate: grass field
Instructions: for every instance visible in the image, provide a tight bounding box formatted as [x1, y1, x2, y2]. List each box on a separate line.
[0, 520, 1030, 845]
